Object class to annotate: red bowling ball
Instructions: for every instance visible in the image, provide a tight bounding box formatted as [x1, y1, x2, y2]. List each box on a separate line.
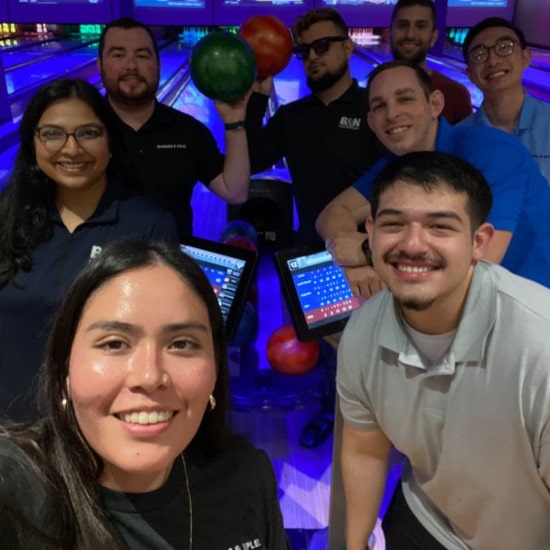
[266, 324, 320, 375]
[238, 15, 293, 80]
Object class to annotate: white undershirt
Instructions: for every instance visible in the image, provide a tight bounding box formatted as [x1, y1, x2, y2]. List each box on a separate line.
[403, 321, 456, 367]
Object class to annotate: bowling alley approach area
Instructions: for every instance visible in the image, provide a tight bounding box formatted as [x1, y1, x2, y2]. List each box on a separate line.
[1, 0, 550, 547]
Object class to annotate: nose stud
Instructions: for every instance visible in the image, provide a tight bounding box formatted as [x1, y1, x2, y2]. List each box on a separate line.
[161, 373, 169, 385]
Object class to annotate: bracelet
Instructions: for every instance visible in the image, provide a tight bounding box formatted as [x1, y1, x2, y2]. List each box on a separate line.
[224, 120, 246, 131]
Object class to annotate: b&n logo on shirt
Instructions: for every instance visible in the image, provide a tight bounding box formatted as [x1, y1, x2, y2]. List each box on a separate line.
[339, 116, 361, 130]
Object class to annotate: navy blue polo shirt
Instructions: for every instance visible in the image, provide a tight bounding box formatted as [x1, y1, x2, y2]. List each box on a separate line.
[0, 180, 178, 421]
[110, 101, 225, 240]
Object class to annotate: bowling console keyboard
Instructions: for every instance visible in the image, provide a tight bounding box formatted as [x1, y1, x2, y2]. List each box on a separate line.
[274, 246, 361, 341]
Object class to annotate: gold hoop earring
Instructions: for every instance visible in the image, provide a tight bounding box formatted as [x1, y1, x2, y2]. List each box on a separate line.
[209, 394, 216, 411]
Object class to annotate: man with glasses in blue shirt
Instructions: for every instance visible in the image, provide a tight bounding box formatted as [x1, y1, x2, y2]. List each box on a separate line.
[461, 18, 550, 185]
[245, 7, 386, 448]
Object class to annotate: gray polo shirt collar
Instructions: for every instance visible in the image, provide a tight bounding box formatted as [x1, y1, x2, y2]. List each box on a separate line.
[377, 262, 497, 376]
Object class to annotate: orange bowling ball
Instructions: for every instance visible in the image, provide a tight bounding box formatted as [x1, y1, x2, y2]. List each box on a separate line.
[238, 15, 293, 80]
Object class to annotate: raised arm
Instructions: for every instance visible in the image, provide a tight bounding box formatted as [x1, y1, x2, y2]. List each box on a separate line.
[342, 422, 392, 550]
[209, 94, 251, 204]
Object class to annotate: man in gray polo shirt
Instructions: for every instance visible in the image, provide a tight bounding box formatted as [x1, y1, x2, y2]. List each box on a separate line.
[337, 151, 550, 550]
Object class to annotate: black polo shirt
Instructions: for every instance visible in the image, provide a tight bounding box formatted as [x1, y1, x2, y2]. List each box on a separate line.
[110, 101, 225, 240]
[246, 81, 387, 245]
[0, 180, 178, 421]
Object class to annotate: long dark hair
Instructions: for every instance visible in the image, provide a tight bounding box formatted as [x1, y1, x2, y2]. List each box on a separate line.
[0, 78, 129, 288]
[1, 240, 232, 548]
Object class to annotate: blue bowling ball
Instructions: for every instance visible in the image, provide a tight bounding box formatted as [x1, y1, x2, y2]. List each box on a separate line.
[221, 219, 259, 246]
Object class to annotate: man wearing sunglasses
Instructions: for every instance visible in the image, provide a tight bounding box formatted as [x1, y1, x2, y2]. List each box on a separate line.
[245, 8, 386, 449]
[389, 0, 472, 124]
[461, 17, 550, 185]
[245, 7, 386, 248]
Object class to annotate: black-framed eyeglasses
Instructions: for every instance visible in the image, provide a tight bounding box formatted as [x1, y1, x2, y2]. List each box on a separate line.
[34, 124, 105, 152]
[468, 38, 519, 65]
[292, 36, 349, 61]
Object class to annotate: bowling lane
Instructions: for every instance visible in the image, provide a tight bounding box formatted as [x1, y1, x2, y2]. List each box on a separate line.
[2, 38, 96, 71]
[529, 48, 550, 73]
[0, 35, 57, 51]
[5, 40, 99, 95]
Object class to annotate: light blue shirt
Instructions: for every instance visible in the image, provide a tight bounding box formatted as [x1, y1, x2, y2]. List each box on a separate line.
[461, 93, 550, 185]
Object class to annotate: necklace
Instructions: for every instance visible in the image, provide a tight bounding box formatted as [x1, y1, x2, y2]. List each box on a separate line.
[181, 454, 193, 550]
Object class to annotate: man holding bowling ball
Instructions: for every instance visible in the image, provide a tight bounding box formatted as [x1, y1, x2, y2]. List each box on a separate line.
[247, 7, 386, 247]
[98, 18, 251, 241]
[245, 8, 387, 448]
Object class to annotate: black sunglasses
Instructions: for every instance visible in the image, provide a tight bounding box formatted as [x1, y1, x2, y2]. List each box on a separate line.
[292, 36, 349, 61]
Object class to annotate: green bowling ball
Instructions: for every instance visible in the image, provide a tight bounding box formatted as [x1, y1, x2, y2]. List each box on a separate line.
[190, 31, 256, 102]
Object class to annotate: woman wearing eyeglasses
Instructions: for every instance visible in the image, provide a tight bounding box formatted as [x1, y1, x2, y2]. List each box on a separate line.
[0, 78, 178, 421]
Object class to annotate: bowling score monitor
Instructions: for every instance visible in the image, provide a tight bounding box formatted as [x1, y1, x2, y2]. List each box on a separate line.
[180, 238, 257, 341]
[275, 245, 361, 341]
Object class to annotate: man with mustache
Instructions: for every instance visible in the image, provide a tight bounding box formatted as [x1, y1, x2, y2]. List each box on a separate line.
[389, 0, 472, 124]
[316, 61, 550, 295]
[98, 18, 250, 240]
[338, 151, 550, 550]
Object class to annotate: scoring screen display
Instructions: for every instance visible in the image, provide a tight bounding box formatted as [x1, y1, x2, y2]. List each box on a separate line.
[181, 244, 248, 325]
[287, 249, 360, 331]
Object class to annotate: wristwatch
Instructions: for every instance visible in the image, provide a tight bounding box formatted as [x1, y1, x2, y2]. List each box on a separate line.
[224, 120, 246, 131]
[361, 237, 373, 266]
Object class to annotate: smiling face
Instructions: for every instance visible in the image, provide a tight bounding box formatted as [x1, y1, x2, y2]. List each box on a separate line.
[34, 97, 109, 195]
[366, 181, 492, 332]
[99, 26, 160, 107]
[466, 26, 529, 97]
[299, 20, 352, 92]
[367, 66, 443, 156]
[390, 5, 438, 66]
[67, 264, 217, 492]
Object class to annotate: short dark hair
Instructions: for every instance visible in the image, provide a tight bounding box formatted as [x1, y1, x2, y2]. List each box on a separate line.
[98, 17, 159, 62]
[391, 0, 436, 26]
[293, 7, 348, 37]
[463, 17, 527, 62]
[366, 60, 434, 109]
[370, 151, 493, 231]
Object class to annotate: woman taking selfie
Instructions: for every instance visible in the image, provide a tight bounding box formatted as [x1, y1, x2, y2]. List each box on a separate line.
[0, 240, 287, 549]
[0, 79, 177, 421]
